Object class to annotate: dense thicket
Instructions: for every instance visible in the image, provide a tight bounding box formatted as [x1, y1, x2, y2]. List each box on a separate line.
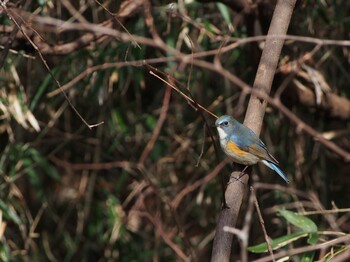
[0, 1, 349, 261]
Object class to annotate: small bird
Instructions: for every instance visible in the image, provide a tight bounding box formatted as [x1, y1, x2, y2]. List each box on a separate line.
[214, 115, 289, 183]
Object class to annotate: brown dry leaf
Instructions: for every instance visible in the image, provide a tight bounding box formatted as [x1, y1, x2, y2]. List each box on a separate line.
[302, 64, 331, 105]
[26, 110, 40, 132]
[7, 89, 40, 132]
[0, 210, 7, 239]
[8, 90, 29, 129]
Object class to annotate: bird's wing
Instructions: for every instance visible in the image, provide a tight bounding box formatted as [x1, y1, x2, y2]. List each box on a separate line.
[230, 125, 279, 164]
[246, 143, 279, 164]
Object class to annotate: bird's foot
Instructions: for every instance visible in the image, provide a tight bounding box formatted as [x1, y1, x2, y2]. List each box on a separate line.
[228, 165, 249, 185]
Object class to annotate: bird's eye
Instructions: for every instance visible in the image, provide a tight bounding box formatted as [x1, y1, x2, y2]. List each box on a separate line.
[222, 121, 228, 126]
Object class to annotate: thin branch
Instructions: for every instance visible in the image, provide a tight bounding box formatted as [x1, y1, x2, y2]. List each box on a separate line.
[0, 0, 31, 68]
[251, 186, 275, 262]
[139, 87, 171, 165]
[94, 0, 141, 49]
[171, 159, 229, 209]
[148, 70, 217, 118]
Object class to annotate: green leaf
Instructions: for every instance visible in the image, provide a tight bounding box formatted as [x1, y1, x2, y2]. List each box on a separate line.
[307, 232, 319, 245]
[216, 3, 233, 31]
[146, 115, 157, 130]
[112, 110, 127, 134]
[0, 241, 11, 262]
[0, 199, 21, 225]
[301, 251, 315, 262]
[30, 71, 54, 111]
[278, 209, 318, 233]
[27, 148, 60, 181]
[248, 231, 307, 253]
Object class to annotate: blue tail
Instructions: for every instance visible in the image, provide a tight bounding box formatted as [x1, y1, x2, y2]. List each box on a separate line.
[261, 160, 290, 183]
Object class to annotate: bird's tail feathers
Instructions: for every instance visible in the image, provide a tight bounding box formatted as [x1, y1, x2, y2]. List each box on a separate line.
[261, 160, 290, 183]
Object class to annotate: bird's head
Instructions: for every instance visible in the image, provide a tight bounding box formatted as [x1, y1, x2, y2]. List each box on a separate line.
[214, 115, 236, 139]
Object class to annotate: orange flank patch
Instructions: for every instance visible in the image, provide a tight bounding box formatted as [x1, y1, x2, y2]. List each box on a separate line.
[226, 140, 248, 156]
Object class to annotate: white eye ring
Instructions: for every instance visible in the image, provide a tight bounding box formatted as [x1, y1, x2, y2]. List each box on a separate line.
[222, 121, 228, 126]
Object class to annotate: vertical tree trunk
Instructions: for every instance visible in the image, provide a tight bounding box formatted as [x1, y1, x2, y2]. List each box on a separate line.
[211, 1, 297, 261]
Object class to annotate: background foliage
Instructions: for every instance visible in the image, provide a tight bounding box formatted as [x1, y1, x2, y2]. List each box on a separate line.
[0, 0, 350, 261]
